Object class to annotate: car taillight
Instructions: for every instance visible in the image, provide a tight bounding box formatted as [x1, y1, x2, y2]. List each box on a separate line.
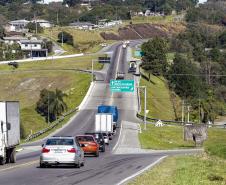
[42, 148, 50, 153]
[67, 148, 76, 153]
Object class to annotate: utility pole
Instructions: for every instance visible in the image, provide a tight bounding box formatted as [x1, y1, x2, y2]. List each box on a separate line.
[57, 11, 59, 25]
[187, 106, 191, 123]
[91, 59, 94, 82]
[182, 99, 184, 124]
[34, 13, 37, 35]
[48, 92, 50, 124]
[199, 99, 201, 124]
[61, 32, 64, 46]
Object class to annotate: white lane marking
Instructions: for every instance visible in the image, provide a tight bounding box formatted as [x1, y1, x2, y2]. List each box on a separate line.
[114, 45, 123, 80]
[116, 155, 167, 185]
[0, 160, 39, 172]
[112, 119, 123, 152]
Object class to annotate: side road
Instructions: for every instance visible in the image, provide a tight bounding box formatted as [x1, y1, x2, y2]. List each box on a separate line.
[114, 121, 204, 155]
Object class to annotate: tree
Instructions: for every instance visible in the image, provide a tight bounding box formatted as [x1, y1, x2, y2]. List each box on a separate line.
[0, 25, 5, 39]
[168, 53, 203, 98]
[58, 31, 74, 46]
[26, 22, 43, 33]
[36, 89, 67, 122]
[49, 89, 67, 119]
[141, 37, 168, 79]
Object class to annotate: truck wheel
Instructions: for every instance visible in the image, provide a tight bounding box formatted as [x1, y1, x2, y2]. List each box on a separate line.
[10, 148, 16, 163]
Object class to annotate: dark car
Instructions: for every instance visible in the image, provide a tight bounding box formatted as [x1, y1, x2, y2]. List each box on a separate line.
[85, 132, 105, 152]
[128, 67, 136, 73]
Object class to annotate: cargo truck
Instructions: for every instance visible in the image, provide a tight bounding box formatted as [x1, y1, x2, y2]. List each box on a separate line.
[95, 113, 113, 133]
[0, 101, 20, 165]
[97, 105, 118, 130]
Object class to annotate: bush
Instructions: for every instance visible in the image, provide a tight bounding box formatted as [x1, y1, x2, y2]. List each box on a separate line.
[58, 31, 74, 46]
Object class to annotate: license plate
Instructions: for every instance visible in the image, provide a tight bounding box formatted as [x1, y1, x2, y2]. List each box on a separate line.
[54, 149, 65, 153]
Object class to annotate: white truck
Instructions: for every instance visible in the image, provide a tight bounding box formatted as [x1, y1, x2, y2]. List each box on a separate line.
[0, 101, 20, 165]
[95, 113, 113, 133]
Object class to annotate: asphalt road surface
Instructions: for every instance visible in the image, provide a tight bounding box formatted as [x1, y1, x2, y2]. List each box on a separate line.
[0, 42, 200, 185]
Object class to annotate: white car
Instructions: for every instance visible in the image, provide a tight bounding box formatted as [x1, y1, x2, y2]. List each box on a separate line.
[102, 133, 109, 145]
[40, 136, 84, 168]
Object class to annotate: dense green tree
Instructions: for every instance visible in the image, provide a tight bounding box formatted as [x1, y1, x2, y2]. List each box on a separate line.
[26, 22, 43, 33]
[168, 53, 203, 98]
[141, 37, 168, 79]
[36, 89, 67, 122]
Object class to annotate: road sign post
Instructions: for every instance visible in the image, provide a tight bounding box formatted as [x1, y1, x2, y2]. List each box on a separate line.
[137, 86, 147, 130]
[110, 80, 135, 93]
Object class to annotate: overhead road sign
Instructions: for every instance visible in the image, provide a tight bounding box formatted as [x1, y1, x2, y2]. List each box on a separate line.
[134, 50, 144, 57]
[98, 57, 111, 63]
[110, 80, 135, 93]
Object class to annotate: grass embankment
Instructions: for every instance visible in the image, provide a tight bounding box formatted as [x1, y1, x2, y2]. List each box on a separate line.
[0, 56, 103, 139]
[140, 73, 176, 120]
[129, 154, 226, 185]
[43, 27, 114, 54]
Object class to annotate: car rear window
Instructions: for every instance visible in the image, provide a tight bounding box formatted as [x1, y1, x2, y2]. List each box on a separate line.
[46, 138, 74, 145]
[76, 136, 94, 142]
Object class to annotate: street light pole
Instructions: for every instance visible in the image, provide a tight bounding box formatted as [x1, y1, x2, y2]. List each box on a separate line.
[92, 59, 94, 82]
[137, 86, 147, 130]
[144, 86, 147, 130]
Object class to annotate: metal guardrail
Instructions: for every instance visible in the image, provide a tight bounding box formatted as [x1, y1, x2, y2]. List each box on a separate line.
[25, 107, 78, 142]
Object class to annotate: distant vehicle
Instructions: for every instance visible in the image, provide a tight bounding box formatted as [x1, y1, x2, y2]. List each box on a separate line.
[122, 44, 127, 49]
[116, 72, 125, 80]
[8, 61, 18, 67]
[40, 136, 84, 168]
[0, 101, 20, 165]
[85, 132, 105, 152]
[129, 61, 137, 73]
[100, 43, 108, 47]
[76, 135, 99, 157]
[98, 105, 118, 130]
[102, 133, 109, 145]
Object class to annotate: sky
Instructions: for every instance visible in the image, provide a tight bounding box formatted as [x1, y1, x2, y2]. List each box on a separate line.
[199, 0, 208, 3]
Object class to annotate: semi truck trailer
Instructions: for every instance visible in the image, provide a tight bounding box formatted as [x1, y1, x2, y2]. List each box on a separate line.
[0, 101, 20, 165]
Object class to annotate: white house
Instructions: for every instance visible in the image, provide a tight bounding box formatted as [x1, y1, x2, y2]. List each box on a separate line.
[69, 22, 95, 30]
[3, 36, 27, 45]
[19, 39, 43, 50]
[38, 0, 63, 4]
[32, 19, 52, 28]
[6, 19, 30, 32]
[19, 39, 48, 57]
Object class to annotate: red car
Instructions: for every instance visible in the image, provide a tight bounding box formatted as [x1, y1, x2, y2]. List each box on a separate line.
[76, 135, 99, 157]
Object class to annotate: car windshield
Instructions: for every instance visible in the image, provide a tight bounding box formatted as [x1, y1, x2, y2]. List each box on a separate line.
[76, 136, 94, 142]
[46, 138, 74, 145]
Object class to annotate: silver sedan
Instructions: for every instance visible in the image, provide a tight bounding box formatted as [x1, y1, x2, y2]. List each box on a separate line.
[40, 136, 84, 168]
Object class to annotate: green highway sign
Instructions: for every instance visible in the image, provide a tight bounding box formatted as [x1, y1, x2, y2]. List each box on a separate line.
[110, 80, 135, 93]
[134, 50, 144, 57]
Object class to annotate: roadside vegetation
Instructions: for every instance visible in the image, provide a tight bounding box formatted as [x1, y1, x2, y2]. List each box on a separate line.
[129, 154, 226, 185]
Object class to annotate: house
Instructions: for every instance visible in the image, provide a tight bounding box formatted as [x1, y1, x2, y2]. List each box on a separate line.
[32, 19, 52, 28]
[98, 19, 122, 28]
[69, 22, 95, 30]
[19, 39, 48, 57]
[5, 19, 30, 32]
[37, 0, 63, 4]
[3, 36, 27, 45]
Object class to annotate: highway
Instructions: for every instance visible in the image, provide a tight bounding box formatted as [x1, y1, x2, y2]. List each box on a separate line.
[0, 42, 200, 185]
